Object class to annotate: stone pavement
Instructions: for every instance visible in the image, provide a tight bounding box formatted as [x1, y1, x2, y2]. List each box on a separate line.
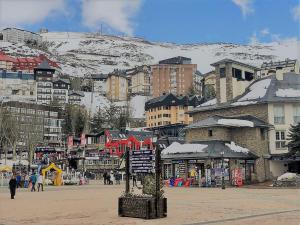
[0, 183, 299, 225]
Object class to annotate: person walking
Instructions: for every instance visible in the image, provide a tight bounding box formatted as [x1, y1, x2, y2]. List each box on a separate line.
[24, 174, 29, 188]
[37, 173, 44, 192]
[9, 175, 17, 199]
[132, 173, 137, 187]
[103, 171, 107, 185]
[30, 173, 37, 192]
[16, 173, 21, 188]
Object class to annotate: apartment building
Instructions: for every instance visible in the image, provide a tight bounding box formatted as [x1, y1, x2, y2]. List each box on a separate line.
[0, 101, 63, 147]
[52, 79, 71, 104]
[260, 59, 299, 78]
[188, 65, 300, 178]
[106, 70, 128, 101]
[34, 60, 55, 105]
[0, 70, 36, 101]
[126, 65, 151, 96]
[151, 56, 198, 97]
[201, 70, 216, 99]
[145, 93, 200, 128]
[68, 91, 84, 105]
[0, 27, 42, 44]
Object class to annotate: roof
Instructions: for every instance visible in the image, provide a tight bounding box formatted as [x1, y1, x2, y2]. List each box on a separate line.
[210, 58, 259, 70]
[186, 115, 272, 129]
[159, 56, 192, 65]
[0, 53, 17, 62]
[91, 74, 108, 80]
[261, 59, 298, 70]
[108, 69, 127, 78]
[68, 90, 84, 97]
[145, 93, 201, 110]
[161, 141, 258, 160]
[53, 78, 70, 84]
[108, 130, 153, 141]
[189, 72, 300, 114]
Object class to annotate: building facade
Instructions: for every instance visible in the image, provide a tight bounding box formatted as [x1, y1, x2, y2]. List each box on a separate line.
[0, 27, 42, 44]
[126, 65, 151, 96]
[106, 70, 128, 101]
[151, 56, 198, 97]
[188, 69, 300, 178]
[52, 79, 71, 104]
[145, 93, 200, 128]
[91, 74, 108, 95]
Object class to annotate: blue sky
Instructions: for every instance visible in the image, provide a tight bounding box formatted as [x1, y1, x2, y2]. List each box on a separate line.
[0, 0, 299, 44]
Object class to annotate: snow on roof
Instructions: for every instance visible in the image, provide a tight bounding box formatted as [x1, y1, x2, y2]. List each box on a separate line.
[225, 142, 249, 153]
[217, 119, 254, 127]
[276, 88, 300, 97]
[238, 79, 271, 101]
[231, 101, 257, 106]
[199, 98, 216, 107]
[162, 142, 208, 155]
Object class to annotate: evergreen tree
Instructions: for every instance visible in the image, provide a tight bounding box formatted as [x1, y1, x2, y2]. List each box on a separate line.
[75, 109, 86, 136]
[288, 123, 300, 154]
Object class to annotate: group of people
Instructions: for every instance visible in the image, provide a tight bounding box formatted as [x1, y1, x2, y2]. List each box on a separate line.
[8, 172, 44, 199]
[103, 170, 121, 185]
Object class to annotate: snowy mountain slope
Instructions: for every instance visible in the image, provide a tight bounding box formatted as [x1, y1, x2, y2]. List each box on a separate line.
[0, 32, 299, 77]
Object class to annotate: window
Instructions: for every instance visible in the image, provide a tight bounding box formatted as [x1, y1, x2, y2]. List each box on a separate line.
[274, 105, 285, 124]
[245, 71, 254, 81]
[275, 131, 286, 149]
[293, 105, 300, 124]
[232, 68, 242, 80]
[219, 67, 226, 78]
[208, 129, 213, 137]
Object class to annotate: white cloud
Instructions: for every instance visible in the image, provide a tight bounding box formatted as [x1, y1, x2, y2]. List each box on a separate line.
[81, 0, 142, 36]
[0, 0, 67, 28]
[292, 4, 300, 22]
[260, 28, 269, 36]
[232, 0, 254, 16]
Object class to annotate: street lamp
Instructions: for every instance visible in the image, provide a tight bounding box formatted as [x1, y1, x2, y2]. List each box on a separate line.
[220, 151, 225, 190]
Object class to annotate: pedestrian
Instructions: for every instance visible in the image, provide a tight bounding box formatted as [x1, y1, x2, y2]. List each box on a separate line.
[107, 173, 112, 185]
[16, 173, 21, 188]
[37, 173, 44, 192]
[103, 171, 107, 185]
[9, 175, 17, 199]
[30, 173, 37, 192]
[24, 174, 29, 188]
[132, 173, 137, 187]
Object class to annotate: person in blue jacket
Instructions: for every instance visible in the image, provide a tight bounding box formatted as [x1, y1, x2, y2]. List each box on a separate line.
[30, 173, 37, 192]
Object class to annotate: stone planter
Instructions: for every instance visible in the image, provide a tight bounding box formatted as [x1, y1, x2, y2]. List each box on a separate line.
[118, 197, 167, 219]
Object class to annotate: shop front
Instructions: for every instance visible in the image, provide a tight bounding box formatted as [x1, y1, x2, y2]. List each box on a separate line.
[161, 141, 258, 187]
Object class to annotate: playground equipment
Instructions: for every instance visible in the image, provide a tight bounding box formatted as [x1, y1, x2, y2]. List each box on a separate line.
[42, 163, 63, 186]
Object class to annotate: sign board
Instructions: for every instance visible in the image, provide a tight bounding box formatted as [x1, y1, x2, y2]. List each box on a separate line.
[130, 150, 154, 174]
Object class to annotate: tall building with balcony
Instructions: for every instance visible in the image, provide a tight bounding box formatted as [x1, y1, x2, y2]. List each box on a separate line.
[34, 60, 55, 105]
[0, 27, 42, 44]
[151, 56, 197, 97]
[126, 65, 151, 96]
[145, 93, 200, 128]
[52, 78, 71, 104]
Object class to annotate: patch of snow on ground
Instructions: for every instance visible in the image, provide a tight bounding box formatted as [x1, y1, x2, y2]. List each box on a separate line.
[276, 88, 300, 97]
[218, 119, 254, 127]
[225, 142, 249, 153]
[231, 101, 257, 106]
[162, 142, 208, 155]
[238, 79, 271, 101]
[130, 95, 150, 118]
[199, 98, 217, 107]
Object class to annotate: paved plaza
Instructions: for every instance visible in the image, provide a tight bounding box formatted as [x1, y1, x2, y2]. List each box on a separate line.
[0, 183, 299, 225]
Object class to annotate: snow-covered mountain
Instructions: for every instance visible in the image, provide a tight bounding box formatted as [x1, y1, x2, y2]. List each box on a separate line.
[0, 32, 299, 77]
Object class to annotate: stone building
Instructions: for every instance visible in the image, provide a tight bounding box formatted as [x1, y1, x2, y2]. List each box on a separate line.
[151, 56, 198, 97]
[188, 70, 300, 178]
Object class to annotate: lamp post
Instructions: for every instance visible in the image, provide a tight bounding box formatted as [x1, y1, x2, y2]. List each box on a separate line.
[221, 151, 225, 190]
